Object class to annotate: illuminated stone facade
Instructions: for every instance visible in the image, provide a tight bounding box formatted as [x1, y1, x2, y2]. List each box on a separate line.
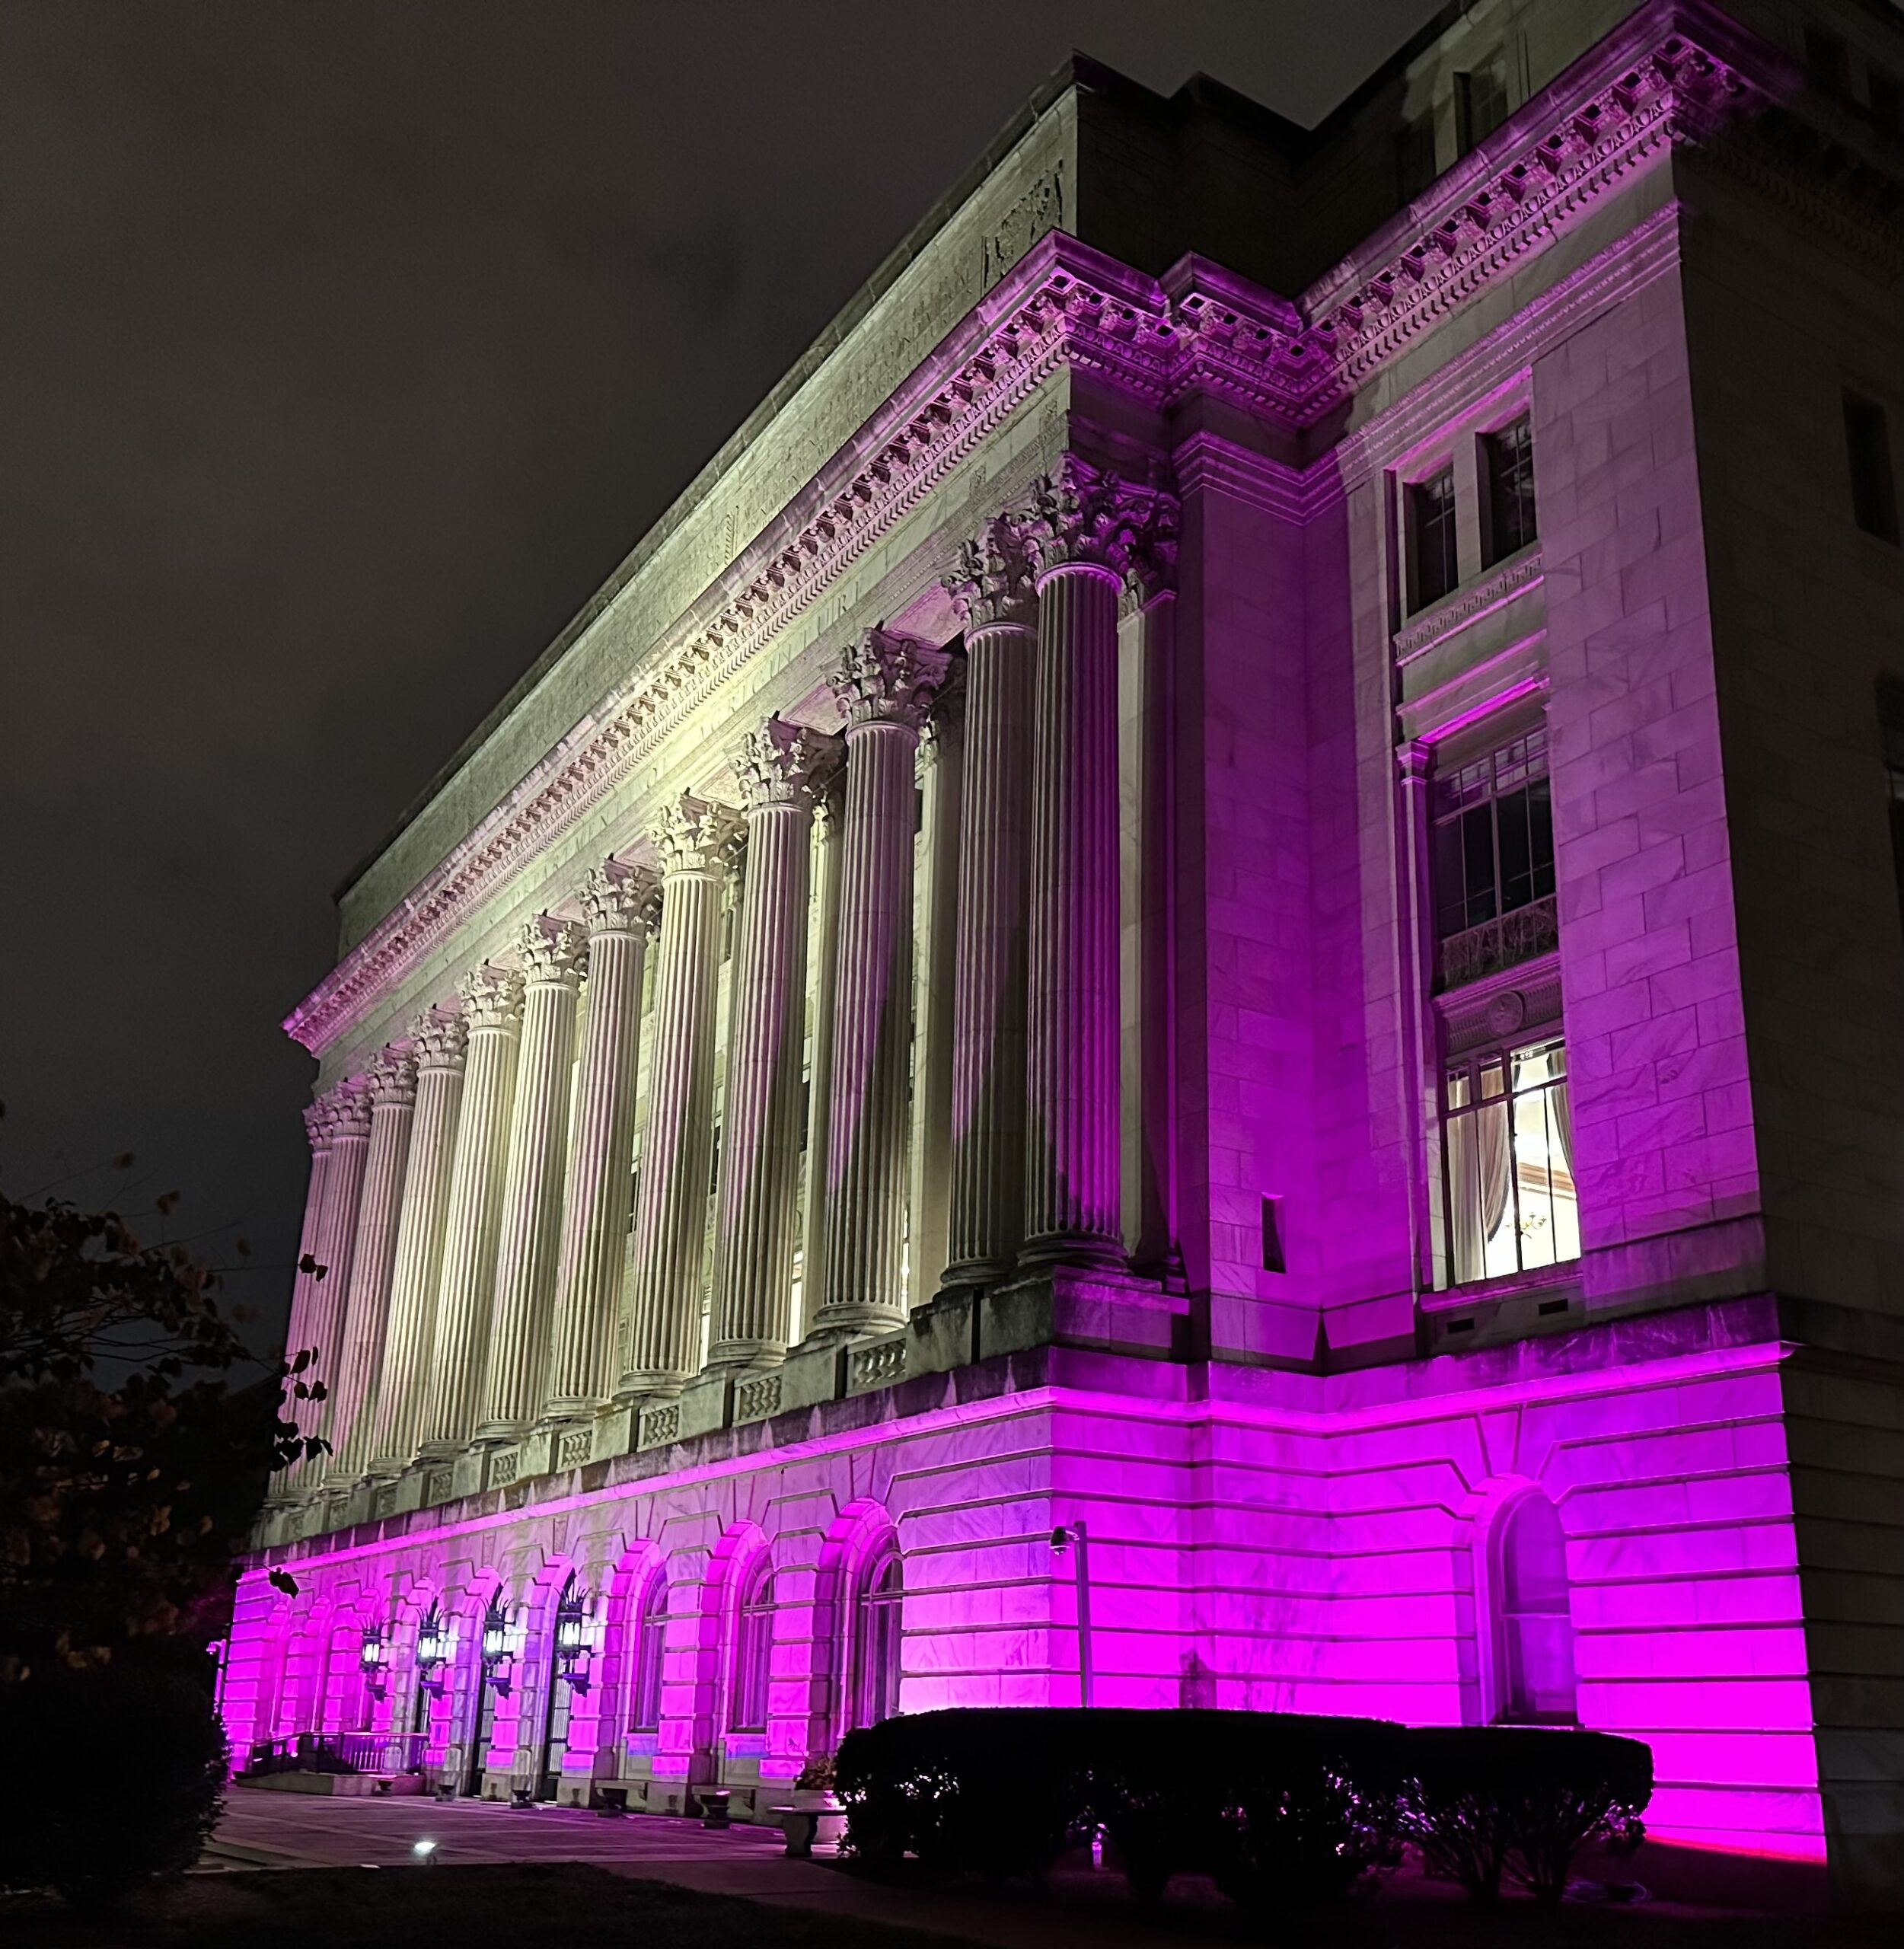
[223, 0, 1904, 1905]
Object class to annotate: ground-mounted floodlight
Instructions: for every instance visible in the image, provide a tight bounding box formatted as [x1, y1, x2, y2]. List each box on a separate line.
[412, 1839, 437, 1864]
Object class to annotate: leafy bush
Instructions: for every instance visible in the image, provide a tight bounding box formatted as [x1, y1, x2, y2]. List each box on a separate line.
[837, 1709, 1651, 1912]
[1394, 1727, 1651, 1903]
[0, 1665, 226, 1908]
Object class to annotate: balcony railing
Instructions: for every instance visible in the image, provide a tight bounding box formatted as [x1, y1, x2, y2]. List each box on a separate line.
[1436, 894, 1558, 991]
[243, 1730, 427, 1777]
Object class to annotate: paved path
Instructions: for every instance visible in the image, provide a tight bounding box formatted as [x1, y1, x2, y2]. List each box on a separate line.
[214, 1788, 1220, 1949]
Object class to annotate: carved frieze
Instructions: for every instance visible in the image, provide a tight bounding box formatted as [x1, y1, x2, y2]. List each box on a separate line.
[285, 14, 1787, 1058]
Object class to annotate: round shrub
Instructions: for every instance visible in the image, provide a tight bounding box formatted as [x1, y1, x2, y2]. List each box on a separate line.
[0, 1665, 226, 1908]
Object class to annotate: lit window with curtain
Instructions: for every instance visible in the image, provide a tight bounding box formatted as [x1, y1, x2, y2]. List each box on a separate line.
[630, 1573, 667, 1732]
[1444, 1032, 1577, 1284]
[1491, 1493, 1578, 1724]
[847, 1547, 903, 1730]
[730, 1559, 774, 1733]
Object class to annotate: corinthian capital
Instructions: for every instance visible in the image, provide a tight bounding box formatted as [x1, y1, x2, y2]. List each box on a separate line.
[328, 1077, 374, 1141]
[408, 1005, 467, 1072]
[579, 858, 661, 936]
[1123, 488, 1181, 608]
[458, 964, 525, 1034]
[945, 515, 1036, 633]
[654, 794, 740, 876]
[367, 1043, 419, 1109]
[829, 626, 952, 735]
[302, 1099, 336, 1150]
[734, 717, 844, 812]
[515, 916, 585, 985]
[1021, 455, 1143, 579]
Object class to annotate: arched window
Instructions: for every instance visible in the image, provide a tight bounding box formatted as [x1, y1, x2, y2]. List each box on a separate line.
[847, 1546, 903, 1731]
[730, 1558, 774, 1733]
[630, 1572, 668, 1732]
[1492, 1493, 1577, 1725]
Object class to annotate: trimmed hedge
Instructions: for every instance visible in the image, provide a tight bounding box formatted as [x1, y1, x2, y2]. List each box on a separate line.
[835, 1708, 1650, 1910]
[0, 1667, 226, 1908]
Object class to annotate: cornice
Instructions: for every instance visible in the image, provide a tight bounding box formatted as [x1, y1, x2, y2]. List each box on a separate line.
[1392, 547, 1545, 662]
[285, 6, 1787, 1058]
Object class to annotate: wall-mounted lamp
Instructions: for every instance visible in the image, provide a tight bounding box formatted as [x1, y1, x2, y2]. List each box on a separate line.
[416, 1608, 451, 1691]
[480, 1606, 521, 1688]
[360, 1625, 390, 1697]
[555, 1593, 601, 1689]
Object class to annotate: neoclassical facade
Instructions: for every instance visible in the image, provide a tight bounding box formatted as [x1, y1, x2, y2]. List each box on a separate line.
[222, 0, 1904, 1905]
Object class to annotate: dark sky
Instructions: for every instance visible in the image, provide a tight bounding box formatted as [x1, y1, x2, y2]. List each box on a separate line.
[0, 0, 1443, 1348]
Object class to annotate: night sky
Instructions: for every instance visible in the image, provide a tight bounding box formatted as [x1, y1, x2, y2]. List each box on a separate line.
[0, 0, 1443, 1351]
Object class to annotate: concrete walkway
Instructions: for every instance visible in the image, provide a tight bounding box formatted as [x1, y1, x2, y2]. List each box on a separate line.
[215, 1786, 1220, 1949]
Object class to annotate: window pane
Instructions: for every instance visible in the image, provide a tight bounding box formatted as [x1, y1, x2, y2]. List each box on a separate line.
[1483, 415, 1537, 561]
[1459, 804, 1497, 928]
[1432, 818, 1470, 939]
[1409, 467, 1459, 611]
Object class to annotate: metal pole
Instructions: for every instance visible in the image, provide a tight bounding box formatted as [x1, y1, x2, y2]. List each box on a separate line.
[1073, 1521, 1093, 1709]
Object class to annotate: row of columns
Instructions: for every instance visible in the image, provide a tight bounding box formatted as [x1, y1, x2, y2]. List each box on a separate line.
[277, 455, 1175, 1499]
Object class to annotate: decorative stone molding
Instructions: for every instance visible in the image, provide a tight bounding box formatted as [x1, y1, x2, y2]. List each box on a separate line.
[365, 1044, 418, 1110]
[555, 1427, 593, 1472]
[579, 859, 659, 936]
[283, 4, 1788, 1059]
[654, 795, 738, 876]
[408, 1006, 467, 1073]
[850, 1338, 907, 1389]
[515, 916, 585, 986]
[734, 1373, 782, 1424]
[1437, 897, 1561, 994]
[829, 626, 952, 734]
[944, 516, 1037, 633]
[638, 1402, 681, 1450]
[1021, 457, 1145, 579]
[458, 965, 525, 1034]
[1393, 547, 1545, 662]
[733, 718, 841, 810]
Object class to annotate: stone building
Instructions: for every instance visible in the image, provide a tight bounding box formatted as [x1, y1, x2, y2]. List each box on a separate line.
[222, 0, 1903, 1904]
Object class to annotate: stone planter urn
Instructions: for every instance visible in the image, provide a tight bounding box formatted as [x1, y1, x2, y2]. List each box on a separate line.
[777, 1789, 846, 1858]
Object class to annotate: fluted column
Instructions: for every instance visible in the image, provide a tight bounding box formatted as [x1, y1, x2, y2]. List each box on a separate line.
[621, 797, 735, 1396]
[907, 707, 963, 1303]
[419, 966, 523, 1457]
[710, 720, 840, 1367]
[941, 517, 1038, 1286]
[292, 1077, 371, 1491]
[812, 627, 952, 1338]
[477, 917, 585, 1440]
[367, 1008, 466, 1474]
[797, 793, 842, 1334]
[271, 1101, 335, 1499]
[1020, 459, 1166, 1267]
[325, 1046, 418, 1484]
[544, 863, 658, 1419]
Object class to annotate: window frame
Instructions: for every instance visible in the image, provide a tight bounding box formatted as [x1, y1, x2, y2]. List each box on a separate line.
[1406, 463, 1461, 614]
[1479, 413, 1538, 566]
[1481, 1490, 1580, 1727]
[729, 1556, 775, 1734]
[846, 1545, 904, 1734]
[629, 1571, 668, 1734]
[1429, 725, 1555, 959]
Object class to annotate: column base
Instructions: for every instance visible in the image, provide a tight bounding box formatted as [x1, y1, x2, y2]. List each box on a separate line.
[703, 1339, 788, 1372]
[802, 1303, 907, 1344]
[1016, 1230, 1127, 1277]
[937, 1255, 1013, 1293]
[614, 1371, 689, 1403]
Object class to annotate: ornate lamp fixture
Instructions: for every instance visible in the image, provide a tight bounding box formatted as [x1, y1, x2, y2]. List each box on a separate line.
[479, 1600, 521, 1689]
[554, 1584, 600, 1689]
[359, 1624, 389, 1698]
[416, 1603, 451, 1690]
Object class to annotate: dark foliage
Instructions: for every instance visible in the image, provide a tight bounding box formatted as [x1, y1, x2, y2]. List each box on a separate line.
[836, 1708, 1651, 1912]
[1394, 1725, 1652, 1903]
[0, 1664, 226, 1908]
[0, 1187, 322, 1676]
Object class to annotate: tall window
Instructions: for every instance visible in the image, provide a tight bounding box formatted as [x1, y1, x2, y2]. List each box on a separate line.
[1491, 1494, 1577, 1725]
[1408, 465, 1459, 612]
[1395, 113, 1438, 203]
[1481, 416, 1537, 562]
[630, 1573, 668, 1731]
[1445, 1033, 1577, 1284]
[730, 1559, 774, 1733]
[1455, 60, 1508, 152]
[848, 1549, 904, 1731]
[1431, 729, 1555, 984]
[1845, 392, 1899, 543]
